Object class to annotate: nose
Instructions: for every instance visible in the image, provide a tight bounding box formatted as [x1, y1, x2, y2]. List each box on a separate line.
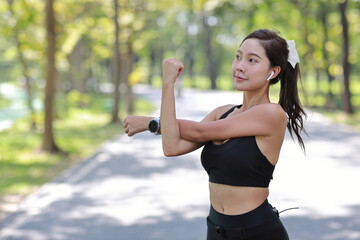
[233, 59, 244, 72]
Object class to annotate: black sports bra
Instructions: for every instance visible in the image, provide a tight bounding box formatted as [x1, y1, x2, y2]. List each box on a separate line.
[200, 105, 275, 188]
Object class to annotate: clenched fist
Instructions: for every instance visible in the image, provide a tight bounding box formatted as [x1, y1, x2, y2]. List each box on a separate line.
[162, 58, 184, 84]
[123, 116, 152, 137]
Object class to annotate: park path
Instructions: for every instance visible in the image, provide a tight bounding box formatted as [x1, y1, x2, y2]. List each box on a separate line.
[0, 84, 360, 240]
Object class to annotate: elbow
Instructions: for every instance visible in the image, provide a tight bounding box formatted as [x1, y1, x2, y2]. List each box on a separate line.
[162, 144, 180, 157]
[163, 150, 176, 157]
[163, 148, 179, 157]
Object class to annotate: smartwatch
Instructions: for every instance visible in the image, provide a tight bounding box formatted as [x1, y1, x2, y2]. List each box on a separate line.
[148, 117, 160, 134]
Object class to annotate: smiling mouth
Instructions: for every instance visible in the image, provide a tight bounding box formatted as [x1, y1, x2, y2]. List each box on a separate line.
[234, 75, 247, 81]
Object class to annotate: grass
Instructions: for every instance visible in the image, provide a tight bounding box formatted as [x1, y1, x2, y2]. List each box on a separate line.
[0, 93, 155, 199]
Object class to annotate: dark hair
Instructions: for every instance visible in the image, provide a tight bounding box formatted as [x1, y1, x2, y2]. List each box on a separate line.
[242, 29, 307, 151]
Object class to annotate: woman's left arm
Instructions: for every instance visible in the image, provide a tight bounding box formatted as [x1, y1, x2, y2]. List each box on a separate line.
[178, 103, 287, 142]
[160, 58, 192, 156]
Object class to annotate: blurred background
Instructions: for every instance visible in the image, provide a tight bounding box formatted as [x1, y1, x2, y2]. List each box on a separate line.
[0, 0, 359, 219]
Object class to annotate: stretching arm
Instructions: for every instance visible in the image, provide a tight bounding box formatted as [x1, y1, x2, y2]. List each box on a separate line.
[160, 58, 196, 156]
[159, 59, 231, 156]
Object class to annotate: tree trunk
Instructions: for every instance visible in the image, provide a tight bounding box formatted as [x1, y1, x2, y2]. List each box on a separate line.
[319, 3, 335, 107]
[339, 0, 353, 114]
[7, 0, 37, 131]
[42, 0, 60, 153]
[126, 41, 135, 114]
[184, 2, 196, 89]
[202, 14, 217, 90]
[68, 38, 87, 93]
[110, 0, 122, 124]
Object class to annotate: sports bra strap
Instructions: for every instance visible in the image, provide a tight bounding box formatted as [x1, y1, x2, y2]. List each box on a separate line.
[220, 105, 242, 119]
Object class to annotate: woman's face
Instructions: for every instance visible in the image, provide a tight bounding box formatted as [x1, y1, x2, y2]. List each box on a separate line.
[232, 38, 273, 91]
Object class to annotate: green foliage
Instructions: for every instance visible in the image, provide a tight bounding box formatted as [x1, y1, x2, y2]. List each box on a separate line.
[1, 0, 359, 105]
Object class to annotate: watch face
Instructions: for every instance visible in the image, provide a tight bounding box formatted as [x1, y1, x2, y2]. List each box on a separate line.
[149, 120, 159, 132]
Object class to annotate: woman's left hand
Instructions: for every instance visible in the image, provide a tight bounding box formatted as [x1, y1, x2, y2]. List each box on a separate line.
[162, 58, 184, 85]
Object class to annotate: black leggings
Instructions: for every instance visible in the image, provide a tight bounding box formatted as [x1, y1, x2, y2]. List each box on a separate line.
[206, 200, 289, 240]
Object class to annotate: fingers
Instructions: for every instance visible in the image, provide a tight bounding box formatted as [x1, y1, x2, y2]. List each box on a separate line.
[177, 65, 184, 77]
[123, 118, 128, 129]
[123, 117, 132, 136]
[124, 127, 134, 137]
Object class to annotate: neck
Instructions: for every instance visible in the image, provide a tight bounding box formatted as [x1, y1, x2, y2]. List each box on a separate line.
[241, 89, 270, 111]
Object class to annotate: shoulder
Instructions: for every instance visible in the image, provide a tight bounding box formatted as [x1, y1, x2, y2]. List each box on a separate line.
[253, 103, 285, 114]
[250, 103, 287, 126]
[201, 104, 237, 122]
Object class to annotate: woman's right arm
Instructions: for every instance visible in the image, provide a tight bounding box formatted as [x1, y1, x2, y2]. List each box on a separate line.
[123, 105, 228, 156]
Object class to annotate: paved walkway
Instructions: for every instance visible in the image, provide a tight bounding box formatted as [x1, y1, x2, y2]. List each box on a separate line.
[0, 85, 360, 240]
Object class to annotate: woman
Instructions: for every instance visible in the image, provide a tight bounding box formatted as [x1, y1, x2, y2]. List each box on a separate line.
[124, 29, 306, 240]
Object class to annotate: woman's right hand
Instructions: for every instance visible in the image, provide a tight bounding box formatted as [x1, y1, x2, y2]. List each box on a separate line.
[123, 116, 152, 137]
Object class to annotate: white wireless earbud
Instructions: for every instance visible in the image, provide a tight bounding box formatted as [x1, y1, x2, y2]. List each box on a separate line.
[266, 71, 274, 81]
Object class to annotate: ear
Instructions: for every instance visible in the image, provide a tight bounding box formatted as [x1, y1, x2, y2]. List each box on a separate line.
[271, 66, 281, 79]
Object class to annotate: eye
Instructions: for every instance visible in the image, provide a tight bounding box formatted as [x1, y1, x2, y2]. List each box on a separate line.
[235, 55, 241, 60]
[249, 58, 258, 63]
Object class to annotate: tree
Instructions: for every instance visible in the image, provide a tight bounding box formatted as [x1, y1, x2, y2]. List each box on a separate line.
[67, 38, 88, 93]
[202, 13, 217, 90]
[318, 1, 336, 106]
[110, 0, 122, 124]
[183, 0, 196, 88]
[339, 0, 353, 114]
[42, 0, 60, 153]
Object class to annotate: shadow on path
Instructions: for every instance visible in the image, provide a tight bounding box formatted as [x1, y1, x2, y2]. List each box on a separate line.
[283, 204, 360, 240]
[2, 193, 207, 240]
[304, 113, 360, 167]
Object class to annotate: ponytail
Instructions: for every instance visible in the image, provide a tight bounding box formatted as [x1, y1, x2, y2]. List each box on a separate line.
[279, 63, 307, 151]
[244, 29, 307, 151]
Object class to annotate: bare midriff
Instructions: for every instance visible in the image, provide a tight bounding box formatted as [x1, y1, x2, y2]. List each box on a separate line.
[209, 182, 269, 215]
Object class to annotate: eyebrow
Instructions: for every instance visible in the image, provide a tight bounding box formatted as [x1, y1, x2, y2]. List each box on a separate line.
[237, 50, 262, 59]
